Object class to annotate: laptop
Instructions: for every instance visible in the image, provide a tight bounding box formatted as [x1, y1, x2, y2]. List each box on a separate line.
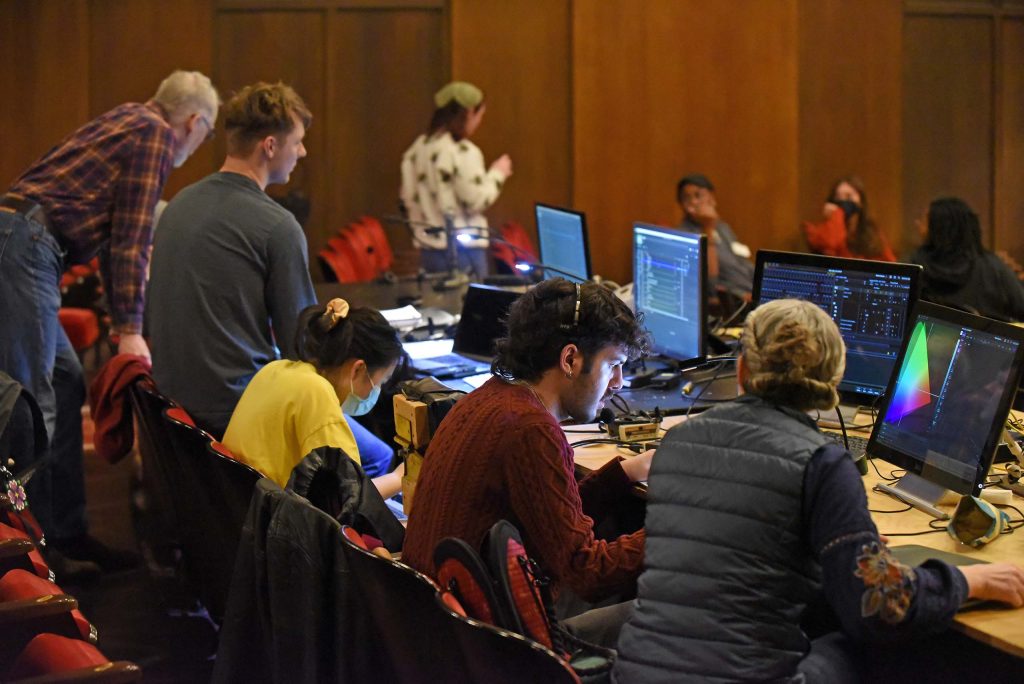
[407, 284, 521, 379]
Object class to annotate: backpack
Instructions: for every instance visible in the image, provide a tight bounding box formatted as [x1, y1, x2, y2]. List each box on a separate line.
[433, 519, 615, 679]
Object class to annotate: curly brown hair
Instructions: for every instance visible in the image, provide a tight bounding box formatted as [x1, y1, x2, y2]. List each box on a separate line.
[740, 299, 846, 411]
[223, 81, 312, 156]
[492, 279, 650, 383]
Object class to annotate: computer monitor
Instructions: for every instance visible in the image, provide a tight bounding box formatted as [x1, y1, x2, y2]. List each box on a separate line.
[867, 301, 1024, 518]
[535, 203, 591, 283]
[752, 251, 922, 405]
[632, 223, 707, 367]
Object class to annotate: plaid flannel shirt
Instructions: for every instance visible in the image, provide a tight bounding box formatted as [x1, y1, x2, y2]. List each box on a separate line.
[9, 100, 176, 334]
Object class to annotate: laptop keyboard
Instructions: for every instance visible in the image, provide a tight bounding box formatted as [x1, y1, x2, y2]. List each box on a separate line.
[414, 353, 489, 378]
[823, 431, 870, 457]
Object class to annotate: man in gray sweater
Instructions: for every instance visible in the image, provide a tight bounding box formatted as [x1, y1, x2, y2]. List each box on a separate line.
[147, 82, 315, 438]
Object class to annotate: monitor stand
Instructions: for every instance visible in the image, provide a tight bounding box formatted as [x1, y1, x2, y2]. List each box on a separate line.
[876, 473, 951, 520]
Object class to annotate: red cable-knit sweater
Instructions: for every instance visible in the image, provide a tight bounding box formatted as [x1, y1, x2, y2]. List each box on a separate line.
[402, 377, 645, 601]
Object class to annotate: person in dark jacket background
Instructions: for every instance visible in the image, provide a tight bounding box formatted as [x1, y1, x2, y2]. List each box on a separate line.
[613, 298, 1024, 684]
[910, 196, 1024, 321]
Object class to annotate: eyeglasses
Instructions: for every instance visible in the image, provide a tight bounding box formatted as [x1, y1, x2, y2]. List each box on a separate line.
[197, 113, 215, 142]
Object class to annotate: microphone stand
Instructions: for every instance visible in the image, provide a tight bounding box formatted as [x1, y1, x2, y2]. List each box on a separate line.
[437, 213, 473, 290]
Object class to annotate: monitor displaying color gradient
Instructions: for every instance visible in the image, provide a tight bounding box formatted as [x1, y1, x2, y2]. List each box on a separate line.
[868, 301, 1024, 515]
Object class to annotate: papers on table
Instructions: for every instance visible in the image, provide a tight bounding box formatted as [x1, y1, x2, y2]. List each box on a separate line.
[380, 305, 421, 328]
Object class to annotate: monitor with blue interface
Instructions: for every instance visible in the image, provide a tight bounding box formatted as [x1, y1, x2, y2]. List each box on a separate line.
[632, 223, 706, 367]
[752, 251, 922, 405]
[867, 301, 1024, 518]
[535, 203, 591, 283]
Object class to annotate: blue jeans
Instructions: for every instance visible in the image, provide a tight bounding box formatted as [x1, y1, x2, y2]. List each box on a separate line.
[0, 210, 88, 541]
[347, 416, 394, 479]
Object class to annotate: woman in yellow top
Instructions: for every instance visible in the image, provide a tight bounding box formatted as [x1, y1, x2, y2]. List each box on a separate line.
[223, 298, 404, 498]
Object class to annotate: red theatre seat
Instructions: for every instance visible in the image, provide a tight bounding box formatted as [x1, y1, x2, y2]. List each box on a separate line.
[7, 633, 141, 682]
[57, 308, 100, 353]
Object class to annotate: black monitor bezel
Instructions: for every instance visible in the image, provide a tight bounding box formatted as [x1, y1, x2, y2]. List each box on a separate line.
[751, 250, 922, 405]
[632, 222, 707, 368]
[452, 284, 522, 359]
[534, 202, 592, 283]
[866, 300, 1024, 496]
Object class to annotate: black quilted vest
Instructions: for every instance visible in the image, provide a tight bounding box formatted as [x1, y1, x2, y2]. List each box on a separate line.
[614, 394, 828, 684]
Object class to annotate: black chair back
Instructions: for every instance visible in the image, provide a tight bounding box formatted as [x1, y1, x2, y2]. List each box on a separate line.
[127, 382, 180, 563]
[338, 528, 468, 683]
[161, 409, 262, 624]
[433, 592, 580, 684]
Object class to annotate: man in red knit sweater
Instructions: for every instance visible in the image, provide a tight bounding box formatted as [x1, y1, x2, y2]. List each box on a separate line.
[403, 279, 652, 623]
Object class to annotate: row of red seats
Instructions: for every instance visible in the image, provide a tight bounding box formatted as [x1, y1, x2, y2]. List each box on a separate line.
[319, 216, 394, 283]
[1, 487, 141, 681]
[59, 257, 111, 366]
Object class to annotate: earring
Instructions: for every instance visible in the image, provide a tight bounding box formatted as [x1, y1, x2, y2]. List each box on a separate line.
[566, 370, 574, 379]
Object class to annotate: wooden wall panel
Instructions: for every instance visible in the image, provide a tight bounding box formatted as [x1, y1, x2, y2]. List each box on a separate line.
[797, 0, 904, 256]
[215, 10, 327, 247]
[573, 0, 799, 284]
[328, 8, 444, 256]
[0, 0, 89, 188]
[89, 0, 215, 197]
[902, 16, 993, 244]
[996, 17, 1024, 259]
[450, 0, 572, 244]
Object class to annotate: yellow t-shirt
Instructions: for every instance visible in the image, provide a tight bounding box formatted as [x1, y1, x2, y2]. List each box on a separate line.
[223, 360, 360, 486]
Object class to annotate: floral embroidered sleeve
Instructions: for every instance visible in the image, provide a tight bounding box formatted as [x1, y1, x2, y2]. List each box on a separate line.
[803, 445, 968, 643]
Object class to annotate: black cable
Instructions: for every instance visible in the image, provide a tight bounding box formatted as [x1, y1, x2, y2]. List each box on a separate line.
[564, 428, 605, 434]
[569, 437, 659, 453]
[609, 393, 630, 414]
[834, 406, 850, 452]
[869, 504, 914, 514]
[717, 299, 750, 330]
[881, 525, 947, 537]
[683, 363, 721, 419]
[1001, 504, 1024, 532]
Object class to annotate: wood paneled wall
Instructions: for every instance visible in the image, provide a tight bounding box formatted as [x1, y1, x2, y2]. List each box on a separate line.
[572, 0, 802, 284]
[798, 0, 904, 256]
[5, 0, 1022, 285]
[903, 1, 1024, 258]
[450, 0, 573, 231]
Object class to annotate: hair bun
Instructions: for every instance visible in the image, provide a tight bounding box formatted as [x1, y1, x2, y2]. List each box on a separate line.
[323, 298, 350, 330]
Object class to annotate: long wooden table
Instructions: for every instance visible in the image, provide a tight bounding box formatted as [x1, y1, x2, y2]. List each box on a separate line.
[569, 415, 1024, 658]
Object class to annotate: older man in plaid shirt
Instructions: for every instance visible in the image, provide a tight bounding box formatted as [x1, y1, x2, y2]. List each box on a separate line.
[0, 70, 219, 577]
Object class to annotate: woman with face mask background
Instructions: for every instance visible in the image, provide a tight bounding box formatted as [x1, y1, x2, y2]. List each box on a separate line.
[222, 298, 405, 498]
[803, 175, 896, 262]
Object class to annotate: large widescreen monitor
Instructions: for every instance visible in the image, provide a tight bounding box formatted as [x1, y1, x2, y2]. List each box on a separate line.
[535, 203, 591, 283]
[632, 223, 706, 367]
[867, 301, 1024, 518]
[752, 251, 922, 405]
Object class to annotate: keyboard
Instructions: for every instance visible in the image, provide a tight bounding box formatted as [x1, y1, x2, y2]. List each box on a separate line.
[823, 431, 870, 457]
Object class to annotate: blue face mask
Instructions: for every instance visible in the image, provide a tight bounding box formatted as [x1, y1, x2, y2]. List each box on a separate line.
[341, 367, 381, 416]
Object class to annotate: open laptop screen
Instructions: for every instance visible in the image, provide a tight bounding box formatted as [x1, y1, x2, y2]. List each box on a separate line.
[752, 251, 921, 404]
[452, 284, 522, 359]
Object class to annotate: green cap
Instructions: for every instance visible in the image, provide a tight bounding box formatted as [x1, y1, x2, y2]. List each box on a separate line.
[434, 81, 483, 109]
